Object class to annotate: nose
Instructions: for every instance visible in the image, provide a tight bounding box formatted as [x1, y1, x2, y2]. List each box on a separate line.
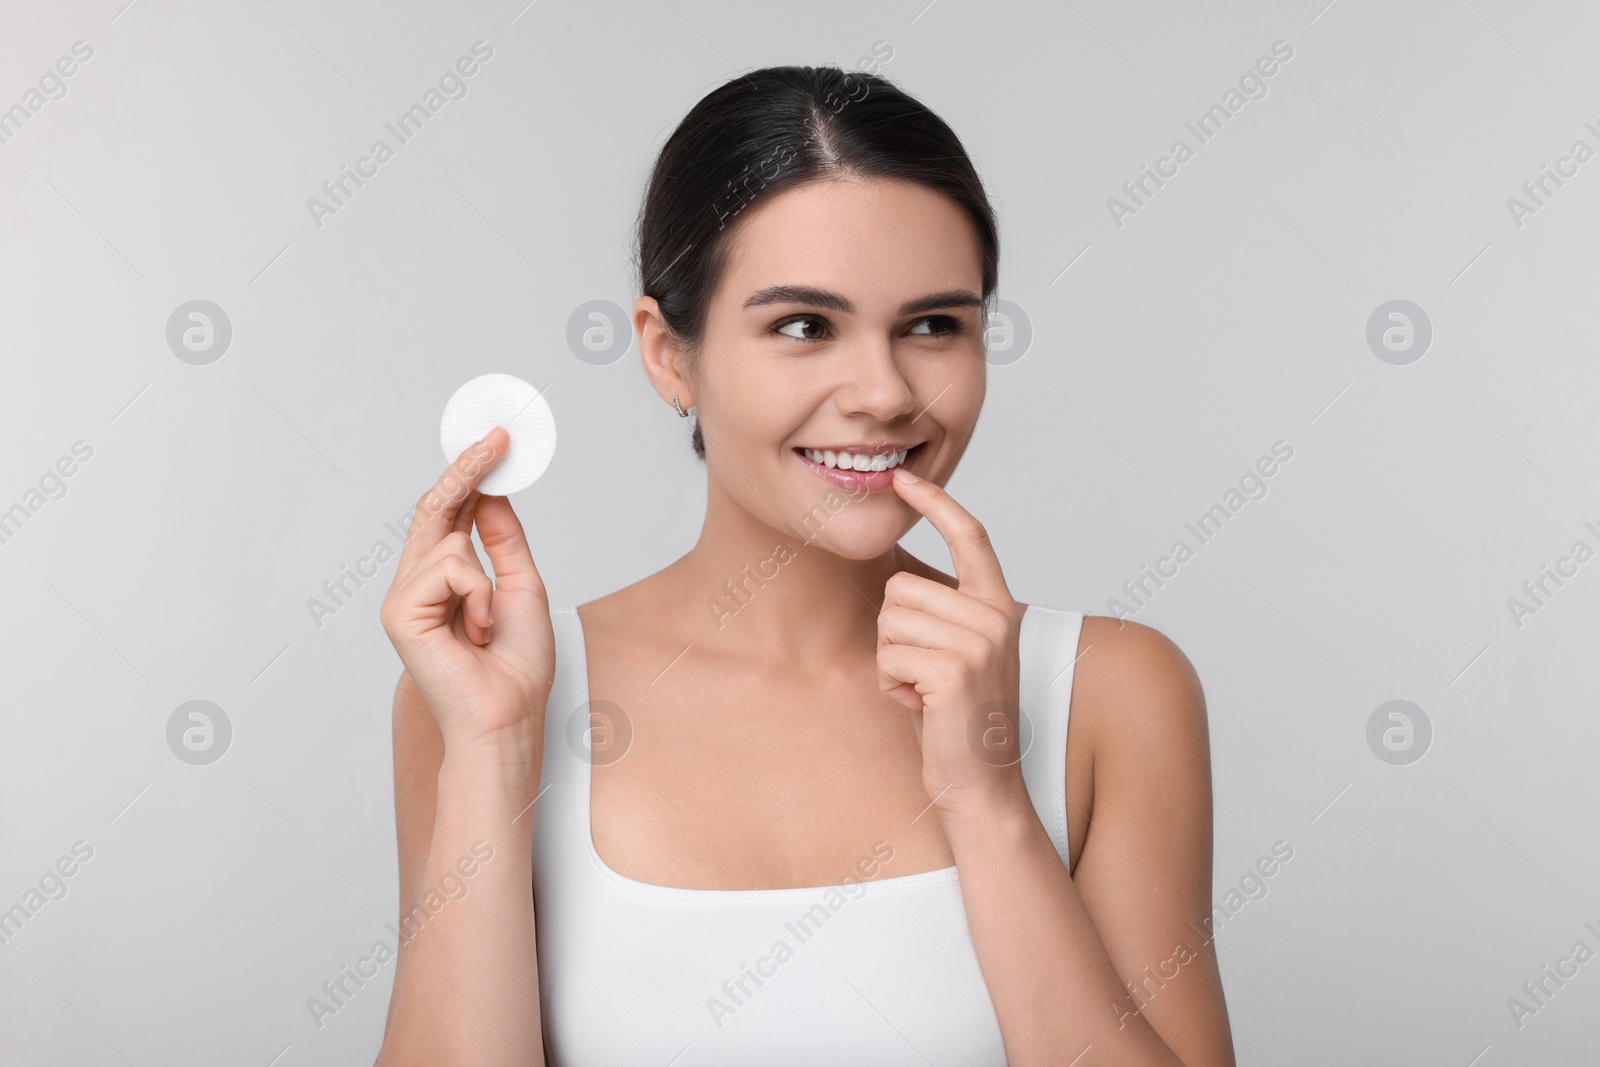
[832, 335, 916, 424]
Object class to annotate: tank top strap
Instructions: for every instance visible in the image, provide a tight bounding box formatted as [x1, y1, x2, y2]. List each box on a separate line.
[1017, 604, 1087, 873]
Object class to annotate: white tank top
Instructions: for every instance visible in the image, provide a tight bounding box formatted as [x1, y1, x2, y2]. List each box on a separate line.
[531, 602, 1086, 1066]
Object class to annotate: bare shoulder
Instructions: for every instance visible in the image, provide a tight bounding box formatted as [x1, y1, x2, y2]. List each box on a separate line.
[1040, 611, 1210, 870]
[574, 571, 653, 628]
[1070, 614, 1208, 764]
[574, 579, 691, 676]
[1057, 617, 1230, 1063]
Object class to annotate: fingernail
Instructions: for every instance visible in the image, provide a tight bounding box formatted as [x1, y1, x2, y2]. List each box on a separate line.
[892, 467, 920, 484]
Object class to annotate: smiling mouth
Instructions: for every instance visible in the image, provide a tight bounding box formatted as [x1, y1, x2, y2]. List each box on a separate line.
[791, 442, 925, 472]
[790, 442, 928, 493]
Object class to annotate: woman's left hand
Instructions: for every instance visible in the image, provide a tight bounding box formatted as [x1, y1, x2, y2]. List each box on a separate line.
[877, 467, 1029, 819]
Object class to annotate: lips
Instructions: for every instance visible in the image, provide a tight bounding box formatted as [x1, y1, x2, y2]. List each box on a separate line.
[791, 442, 926, 494]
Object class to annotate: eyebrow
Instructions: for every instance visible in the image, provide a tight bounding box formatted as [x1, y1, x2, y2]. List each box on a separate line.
[741, 284, 984, 318]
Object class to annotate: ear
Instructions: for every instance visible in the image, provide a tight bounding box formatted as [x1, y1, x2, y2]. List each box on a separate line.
[635, 295, 692, 409]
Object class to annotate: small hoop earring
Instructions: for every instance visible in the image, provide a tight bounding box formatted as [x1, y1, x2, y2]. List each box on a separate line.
[672, 395, 690, 418]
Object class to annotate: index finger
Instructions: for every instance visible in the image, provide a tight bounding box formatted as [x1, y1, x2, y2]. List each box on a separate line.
[395, 425, 507, 579]
[889, 468, 1012, 605]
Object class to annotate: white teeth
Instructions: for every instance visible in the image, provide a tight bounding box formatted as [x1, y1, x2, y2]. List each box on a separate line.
[802, 448, 910, 471]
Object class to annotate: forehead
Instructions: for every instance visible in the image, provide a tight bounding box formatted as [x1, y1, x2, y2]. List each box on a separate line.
[718, 178, 983, 303]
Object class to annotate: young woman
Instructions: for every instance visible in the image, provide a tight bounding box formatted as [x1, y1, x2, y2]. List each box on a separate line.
[376, 65, 1235, 1066]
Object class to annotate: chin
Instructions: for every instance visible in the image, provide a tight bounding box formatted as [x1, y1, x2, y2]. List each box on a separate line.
[789, 520, 909, 561]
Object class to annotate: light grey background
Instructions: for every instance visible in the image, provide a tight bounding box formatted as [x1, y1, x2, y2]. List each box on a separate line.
[2, 0, 1596, 1063]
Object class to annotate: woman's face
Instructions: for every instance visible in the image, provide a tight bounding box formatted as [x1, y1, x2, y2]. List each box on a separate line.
[686, 176, 988, 560]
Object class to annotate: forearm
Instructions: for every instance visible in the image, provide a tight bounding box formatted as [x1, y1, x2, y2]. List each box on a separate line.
[378, 743, 545, 1066]
[942, 785, 1184, 1067]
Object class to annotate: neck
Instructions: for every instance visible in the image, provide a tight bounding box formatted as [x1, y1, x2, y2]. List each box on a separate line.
[659, 481, 948, 663]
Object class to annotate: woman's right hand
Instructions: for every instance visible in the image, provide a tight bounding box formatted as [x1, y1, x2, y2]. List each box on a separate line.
[380, 426, 555, 753]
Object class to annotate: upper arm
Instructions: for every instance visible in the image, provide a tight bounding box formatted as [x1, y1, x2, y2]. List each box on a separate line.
[1069, 616, 1236, 1066]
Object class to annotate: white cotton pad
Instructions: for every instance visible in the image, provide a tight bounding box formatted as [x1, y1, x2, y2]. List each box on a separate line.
[439, 373, 558, 496]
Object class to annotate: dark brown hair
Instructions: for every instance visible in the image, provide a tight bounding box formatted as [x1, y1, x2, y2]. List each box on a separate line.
[632, 64, 1000, 460]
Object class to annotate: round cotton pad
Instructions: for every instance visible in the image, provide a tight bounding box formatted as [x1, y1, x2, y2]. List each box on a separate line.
[439, 373, 557, 496]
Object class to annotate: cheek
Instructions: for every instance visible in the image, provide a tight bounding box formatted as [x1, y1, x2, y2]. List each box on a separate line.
[723, 374, 804, 428]
[919, 356, 984, 420]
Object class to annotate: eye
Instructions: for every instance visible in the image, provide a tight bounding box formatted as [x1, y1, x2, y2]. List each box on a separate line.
[772, 315, 830, 342]
[907, 314, 964, 337]
[770, 312, 967, 343]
